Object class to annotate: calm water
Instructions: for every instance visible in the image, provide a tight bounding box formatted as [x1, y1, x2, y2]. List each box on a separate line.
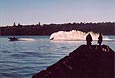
[0, 36, 115, 78]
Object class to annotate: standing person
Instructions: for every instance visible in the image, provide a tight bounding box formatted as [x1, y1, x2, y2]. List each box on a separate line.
[86, 33, 93, 46]
[98, 33, 103, 45]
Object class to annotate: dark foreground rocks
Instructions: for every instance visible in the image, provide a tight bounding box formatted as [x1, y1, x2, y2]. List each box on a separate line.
[32, 45, 115, 78]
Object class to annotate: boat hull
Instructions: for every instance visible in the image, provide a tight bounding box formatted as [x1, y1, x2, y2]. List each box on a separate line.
[8, 37, 18, 41]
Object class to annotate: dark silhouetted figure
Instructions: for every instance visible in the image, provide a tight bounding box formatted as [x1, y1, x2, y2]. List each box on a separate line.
[86, 33, 93, 46]
[13, 22, 16, 26]
[98, 33, 103, 45]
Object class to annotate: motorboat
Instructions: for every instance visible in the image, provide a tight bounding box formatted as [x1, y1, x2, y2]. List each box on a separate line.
[8, 37, 18, 41]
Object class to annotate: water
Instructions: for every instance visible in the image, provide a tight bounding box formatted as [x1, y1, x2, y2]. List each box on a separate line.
[0, 36, 115, 78]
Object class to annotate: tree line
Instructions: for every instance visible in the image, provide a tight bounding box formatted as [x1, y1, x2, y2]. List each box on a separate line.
[0, 22, 115, 36]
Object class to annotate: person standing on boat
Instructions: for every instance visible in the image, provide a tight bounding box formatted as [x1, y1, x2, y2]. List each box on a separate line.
[86, 33, 93, 46]
[98, 33, 103, 45]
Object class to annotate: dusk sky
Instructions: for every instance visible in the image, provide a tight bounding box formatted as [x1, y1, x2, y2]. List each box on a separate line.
[0, 0, 115, 26]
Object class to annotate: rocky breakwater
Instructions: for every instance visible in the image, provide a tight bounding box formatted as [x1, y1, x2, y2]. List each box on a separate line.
[32, 45, 114, 78]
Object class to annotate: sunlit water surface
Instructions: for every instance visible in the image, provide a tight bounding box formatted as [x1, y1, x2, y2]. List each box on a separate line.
[0, 36, 115, 78]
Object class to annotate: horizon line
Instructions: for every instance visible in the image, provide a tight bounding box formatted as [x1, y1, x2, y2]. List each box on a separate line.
[0, 21, 115, 27]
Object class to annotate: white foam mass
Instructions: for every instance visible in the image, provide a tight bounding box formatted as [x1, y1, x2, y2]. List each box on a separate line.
[50, 30, 99, 41]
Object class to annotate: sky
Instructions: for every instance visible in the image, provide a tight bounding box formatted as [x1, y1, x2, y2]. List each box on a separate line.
[0, 0, 115, 26]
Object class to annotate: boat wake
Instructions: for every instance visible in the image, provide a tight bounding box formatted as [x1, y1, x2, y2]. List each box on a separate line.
[50, 30, 114, 41]
[18, 38, 35, 41]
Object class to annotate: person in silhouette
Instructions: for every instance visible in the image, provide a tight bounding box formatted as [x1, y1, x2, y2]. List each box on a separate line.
[86, 33, 93, 46]
[98, 33, 103, 45]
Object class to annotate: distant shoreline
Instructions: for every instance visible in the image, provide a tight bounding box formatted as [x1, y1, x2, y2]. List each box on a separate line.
[0, 22, 115, 35]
